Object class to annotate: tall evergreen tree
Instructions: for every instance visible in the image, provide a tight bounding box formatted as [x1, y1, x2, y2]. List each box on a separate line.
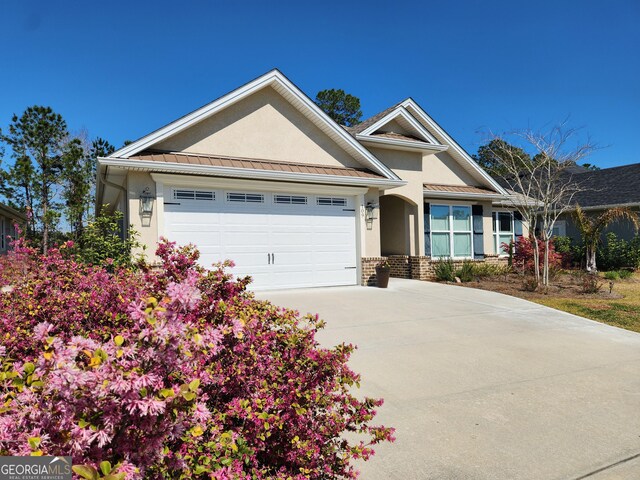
[472, 139, 532, 177]
[314, 89, 363, 126]
[62, 136, 115, 239]
[1, 106, 69, 252]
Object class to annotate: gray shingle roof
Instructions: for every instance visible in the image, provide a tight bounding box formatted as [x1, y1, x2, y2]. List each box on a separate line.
[345, 102, 404, 135]
[571, 163, 640, 208]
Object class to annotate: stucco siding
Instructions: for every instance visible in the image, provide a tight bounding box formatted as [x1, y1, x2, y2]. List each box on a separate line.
[370, 147, 425, 255]
[424, 151, 478, 186]
[154, 87, 362, 169]
[363, 188, 382, 257]
[127, 171, 159, 262]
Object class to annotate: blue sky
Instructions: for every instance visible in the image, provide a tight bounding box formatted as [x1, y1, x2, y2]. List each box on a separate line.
[1, 0, 638, 168]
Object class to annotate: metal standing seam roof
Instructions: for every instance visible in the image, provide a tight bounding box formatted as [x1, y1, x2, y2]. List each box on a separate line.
[423, 183, 500, 195]
[128, 150, 387, 179]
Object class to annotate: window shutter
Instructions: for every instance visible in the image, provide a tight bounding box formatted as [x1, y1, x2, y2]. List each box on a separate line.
[424, 202, 431, 256]
[514, 211, 523, 239]
[472, 204, 484, 259]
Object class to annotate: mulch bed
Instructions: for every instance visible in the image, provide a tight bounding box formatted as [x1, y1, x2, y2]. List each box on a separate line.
[451, 272, 624, 301]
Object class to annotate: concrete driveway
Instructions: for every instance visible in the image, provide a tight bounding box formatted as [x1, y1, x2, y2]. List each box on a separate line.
[258, 279, 640, 480]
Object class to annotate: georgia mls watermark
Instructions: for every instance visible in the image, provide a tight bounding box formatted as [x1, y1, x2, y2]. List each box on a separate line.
[0, 456, 72, 480]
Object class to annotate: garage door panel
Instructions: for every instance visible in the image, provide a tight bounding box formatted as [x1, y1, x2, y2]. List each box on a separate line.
[163, 188, 358, 290]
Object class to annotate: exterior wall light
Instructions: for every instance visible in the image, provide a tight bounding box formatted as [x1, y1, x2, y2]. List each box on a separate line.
[365, 202, 379, 222]
[139, 187, 155, 215]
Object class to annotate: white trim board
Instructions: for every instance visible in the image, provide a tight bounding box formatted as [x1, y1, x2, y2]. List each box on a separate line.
[359, 106, 441, 145]
[357, 135, 449, 153]
[108, 69, 400, 182]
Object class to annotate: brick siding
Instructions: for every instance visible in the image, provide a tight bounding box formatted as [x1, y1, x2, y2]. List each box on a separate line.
[361, 254, 509, 285]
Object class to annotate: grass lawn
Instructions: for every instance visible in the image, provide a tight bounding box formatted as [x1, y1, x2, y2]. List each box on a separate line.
[533, 273, 640, 333]
[458, 271, 640, 333]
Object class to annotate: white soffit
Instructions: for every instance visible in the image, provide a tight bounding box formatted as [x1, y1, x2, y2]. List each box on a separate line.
[109, 70, 400, 181]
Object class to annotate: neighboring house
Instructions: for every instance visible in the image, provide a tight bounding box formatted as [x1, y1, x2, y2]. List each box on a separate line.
[0, 203, 25, 254]
[556, 163, 640, 242]
[96, 69, 521, 289]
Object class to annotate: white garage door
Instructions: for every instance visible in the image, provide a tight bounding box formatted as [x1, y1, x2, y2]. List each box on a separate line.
[163, 187, 358, 290]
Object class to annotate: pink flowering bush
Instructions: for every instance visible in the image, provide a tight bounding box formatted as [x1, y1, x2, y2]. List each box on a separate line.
[0, 239, 394, 479]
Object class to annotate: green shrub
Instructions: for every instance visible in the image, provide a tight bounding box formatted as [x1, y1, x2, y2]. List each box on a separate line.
[619, 269, 634, 279]
[597, 232, 640, 271]
[604, 271, 620, 280]
[553, 235, 580, 268]
[456, 260, 475, 283]
[434, 258, 455, 282]
[470, 263, 495, 278]
[71, 209, 144, 269]
[470, 262, 512, 279]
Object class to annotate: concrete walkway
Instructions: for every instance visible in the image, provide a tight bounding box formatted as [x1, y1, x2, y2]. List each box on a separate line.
[258, 279, 640, 480]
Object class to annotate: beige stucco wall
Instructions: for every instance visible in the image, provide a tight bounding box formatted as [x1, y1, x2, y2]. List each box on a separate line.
[127, 171, 159, 262]
[424, 151, 478, 186]
[154, 86, 362, 168]
[376, 119, 412, 136]
[363, 188, 382, 257]
[370, 147, 425, 256]
[379, 195, 407, 255]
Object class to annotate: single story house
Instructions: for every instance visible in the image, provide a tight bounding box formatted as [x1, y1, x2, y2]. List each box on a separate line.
[555, 163, 640, 241]
[97, 69, 522, 289]
[0, 203, 26, 254]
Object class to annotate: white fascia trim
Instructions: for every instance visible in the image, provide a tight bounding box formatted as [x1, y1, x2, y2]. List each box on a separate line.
[110, 69, 400, 181]
[359, 106, 440, 144]
[99, 157, 407, 189]
[401, 99, 508, 195]
[424, 190, 508, 201]
[150, 173, 370, 195]
[357, 134, 448, 152]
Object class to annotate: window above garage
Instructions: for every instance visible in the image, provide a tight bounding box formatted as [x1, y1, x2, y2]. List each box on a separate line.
[173, 189, 215, 201]
[274, 194, 308, 205]
[226, 192, 265, 203]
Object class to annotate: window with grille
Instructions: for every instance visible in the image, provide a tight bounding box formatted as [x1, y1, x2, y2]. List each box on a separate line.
[226, 192, 265, 203]
[173, 189, 215, 201]
[274, 194, 307, 205]
[431, 205, 473, 258]
[316, 197, 347, 206]
[492, 211, 514, 256]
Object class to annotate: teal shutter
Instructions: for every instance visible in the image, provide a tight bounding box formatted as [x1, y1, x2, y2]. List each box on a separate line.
[424, 203, 431, 256]
[514, 212, 523, 239]
[472, 204, 484, 259]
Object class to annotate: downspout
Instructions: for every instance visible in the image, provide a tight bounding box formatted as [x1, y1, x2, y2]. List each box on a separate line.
[100, 166, 129, 239]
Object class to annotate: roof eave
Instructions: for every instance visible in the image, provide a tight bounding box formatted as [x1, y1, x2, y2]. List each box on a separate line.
[358, 106, 440, 144]
[424, 190, 508, 201]
[356, 135, 448, 152]
[98, 157, 407, 189]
